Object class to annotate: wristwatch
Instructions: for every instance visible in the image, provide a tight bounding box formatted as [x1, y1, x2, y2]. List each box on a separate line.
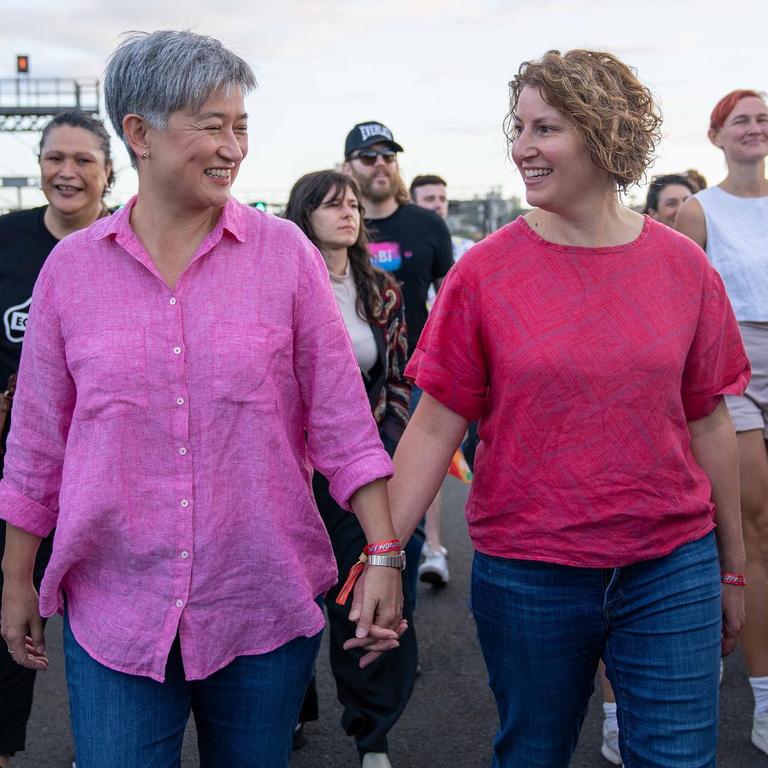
[367, 551, 406, 571]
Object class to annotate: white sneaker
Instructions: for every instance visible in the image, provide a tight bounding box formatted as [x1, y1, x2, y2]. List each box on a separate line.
[753, 711, 768, 756]
[600, 719, 622, 765]
[361, 753, 392, 768]
[418, 547, 449, 586]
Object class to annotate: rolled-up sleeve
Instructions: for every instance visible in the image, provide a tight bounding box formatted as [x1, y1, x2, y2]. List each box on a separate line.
[0, 263, 75, 535]
[290, 232, 392, 510]
[406, 268, 488, 422]
[682, 266, 750, 421]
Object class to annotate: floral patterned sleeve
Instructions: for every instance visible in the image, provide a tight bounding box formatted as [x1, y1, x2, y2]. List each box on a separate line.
[375, 274, 411, 442]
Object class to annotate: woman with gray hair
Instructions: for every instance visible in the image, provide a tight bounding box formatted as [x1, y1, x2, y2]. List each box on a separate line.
[0, 30, 404, 768]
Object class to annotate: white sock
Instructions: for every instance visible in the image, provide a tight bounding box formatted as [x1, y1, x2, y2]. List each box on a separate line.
[603, 701, 618, 731]
[750, 676, 768, 717]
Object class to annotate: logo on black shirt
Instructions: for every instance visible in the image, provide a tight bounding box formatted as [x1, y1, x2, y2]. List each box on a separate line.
[3, 297, 31, 343]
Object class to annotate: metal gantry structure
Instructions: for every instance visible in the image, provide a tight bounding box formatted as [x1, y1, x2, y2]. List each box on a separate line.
[0, 77, 100, 132]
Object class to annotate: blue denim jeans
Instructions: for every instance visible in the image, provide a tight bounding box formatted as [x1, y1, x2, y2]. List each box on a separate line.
[63, 614, 321, 768]
[471, 532, 721, 768]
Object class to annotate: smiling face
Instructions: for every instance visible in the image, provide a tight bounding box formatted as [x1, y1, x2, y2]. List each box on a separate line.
[309, 185, 361, 253]
[710, 96, 768, 165]
[40, 125, 111, 219]
[510, 85, 613, 213]
[649, 183, 692, 227]
[142, 88, 248, 212]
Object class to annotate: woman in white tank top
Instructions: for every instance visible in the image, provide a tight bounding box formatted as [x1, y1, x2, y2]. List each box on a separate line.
[677, 89, 768, 756]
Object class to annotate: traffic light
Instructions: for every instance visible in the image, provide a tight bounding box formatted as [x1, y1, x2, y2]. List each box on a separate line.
[16, 55, 29, 75]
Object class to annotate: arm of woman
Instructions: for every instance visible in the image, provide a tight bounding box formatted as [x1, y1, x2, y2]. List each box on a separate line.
[388, 392, 469, 543]
[1, 525, 47, 669]
[0, 260, 75, 670]
[346, 393, 467, 664]
[674, 196, 707, 249]
[687, 399, 745, 656]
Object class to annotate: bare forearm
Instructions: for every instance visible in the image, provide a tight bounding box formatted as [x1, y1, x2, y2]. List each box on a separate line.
[688, 400, 745, 571]
[389, 393, 468, 543]
[349, 479, 398, 544]
[1, 524, 42, 584]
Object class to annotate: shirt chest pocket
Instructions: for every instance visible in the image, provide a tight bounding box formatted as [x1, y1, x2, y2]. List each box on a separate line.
[212, 323, 293, 413]
[66, 329, 148, 420]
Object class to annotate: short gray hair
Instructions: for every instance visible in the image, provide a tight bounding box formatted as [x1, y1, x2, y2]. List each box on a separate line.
[104, 30, 257, 166]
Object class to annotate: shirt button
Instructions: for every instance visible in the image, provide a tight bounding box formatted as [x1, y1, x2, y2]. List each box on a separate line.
[176, 397, 185, 406]
[169, 298, 177, 306]
[180, 550, 189, 559]
[175, 599, 183, 608]
[180, 499, 189, 508]
[179, 447, 188, 456]
[173, 346, 182, 355]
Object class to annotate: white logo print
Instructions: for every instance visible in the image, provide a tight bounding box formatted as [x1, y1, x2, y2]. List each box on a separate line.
[3, 297, 31, 343]
[359, 124, 393, 142]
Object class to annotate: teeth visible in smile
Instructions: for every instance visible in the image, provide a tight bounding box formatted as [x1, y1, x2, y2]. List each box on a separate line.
[525, 169, 552, 178]
[205, 169, 230, 178]
[56, 185, 80, 191]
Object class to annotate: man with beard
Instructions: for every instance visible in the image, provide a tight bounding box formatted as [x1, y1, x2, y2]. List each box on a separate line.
[343, 122, 454, 363]
[343, 122, 454, 592]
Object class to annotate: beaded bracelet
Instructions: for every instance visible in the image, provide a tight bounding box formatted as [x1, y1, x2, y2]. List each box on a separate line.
[721, 572, 747, 586]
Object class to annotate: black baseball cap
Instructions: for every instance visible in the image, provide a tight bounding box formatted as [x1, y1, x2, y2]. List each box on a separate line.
[344, 121, 404, 158]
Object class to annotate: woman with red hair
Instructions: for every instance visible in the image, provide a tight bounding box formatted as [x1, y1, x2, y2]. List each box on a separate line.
[677, 89, 768, 756]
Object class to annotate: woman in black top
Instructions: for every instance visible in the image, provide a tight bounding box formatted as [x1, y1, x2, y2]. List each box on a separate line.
[0, 110, 112, 767]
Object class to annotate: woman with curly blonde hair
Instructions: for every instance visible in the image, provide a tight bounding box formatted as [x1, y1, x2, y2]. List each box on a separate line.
[354, 49, 750, 766]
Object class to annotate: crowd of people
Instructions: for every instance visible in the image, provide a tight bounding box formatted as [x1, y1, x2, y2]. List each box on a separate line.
[0, 29, 766, 768]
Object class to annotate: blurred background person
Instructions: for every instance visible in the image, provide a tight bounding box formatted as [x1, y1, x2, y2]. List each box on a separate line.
[0, 110, 113, 768]
[676, 88, 768, 757]
[644, 172, 697, 227]
[286, 169, 414, 768]
[410, 174, 475, 263]
[343, 123, 454, 595]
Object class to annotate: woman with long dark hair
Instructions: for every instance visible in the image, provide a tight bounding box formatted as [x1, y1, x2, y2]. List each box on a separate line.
[285, 171, 413, 768]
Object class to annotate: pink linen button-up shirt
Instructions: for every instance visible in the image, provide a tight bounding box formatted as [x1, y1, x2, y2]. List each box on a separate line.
[0, 196, 392, 682]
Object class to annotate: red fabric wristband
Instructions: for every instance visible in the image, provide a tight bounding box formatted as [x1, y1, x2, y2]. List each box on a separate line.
[720, 572, 747, 586]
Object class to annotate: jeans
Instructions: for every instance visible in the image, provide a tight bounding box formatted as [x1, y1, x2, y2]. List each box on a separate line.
[63, 613, 321, 768]
[471, 532, 721, 768]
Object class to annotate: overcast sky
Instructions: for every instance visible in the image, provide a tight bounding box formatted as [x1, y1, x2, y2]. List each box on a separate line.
[0, 0, 765, 210]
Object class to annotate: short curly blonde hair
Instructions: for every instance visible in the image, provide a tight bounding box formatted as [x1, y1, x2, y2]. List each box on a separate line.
[505, 49, 662, 193]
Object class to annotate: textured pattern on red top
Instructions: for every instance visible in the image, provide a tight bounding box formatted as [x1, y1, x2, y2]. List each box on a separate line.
[406, 216, 750, 568]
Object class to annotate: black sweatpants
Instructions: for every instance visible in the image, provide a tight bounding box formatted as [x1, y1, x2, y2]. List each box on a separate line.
[299, 472, 418, 759]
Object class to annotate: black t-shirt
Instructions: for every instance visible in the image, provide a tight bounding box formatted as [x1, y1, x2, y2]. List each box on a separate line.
[0, 206, 58, 388]
[365, 204, 453, 356]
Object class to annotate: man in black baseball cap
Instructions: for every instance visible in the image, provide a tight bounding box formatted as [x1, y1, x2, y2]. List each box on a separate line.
[344, 121, 405, 157]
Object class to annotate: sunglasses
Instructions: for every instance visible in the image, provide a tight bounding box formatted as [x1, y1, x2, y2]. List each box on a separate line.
[350, 149, 398, 166]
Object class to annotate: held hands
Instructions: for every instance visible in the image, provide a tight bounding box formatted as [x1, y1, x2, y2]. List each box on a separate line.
[0, 578, 48, 671]
[344, 564, 407, 668]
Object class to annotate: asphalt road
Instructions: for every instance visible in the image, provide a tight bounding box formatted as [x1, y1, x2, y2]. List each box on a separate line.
[12, 477, 767, 767]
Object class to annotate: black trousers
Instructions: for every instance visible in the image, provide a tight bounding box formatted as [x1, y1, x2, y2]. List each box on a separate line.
[0, 520, 53, 756]
[299, 472, 418, 759]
